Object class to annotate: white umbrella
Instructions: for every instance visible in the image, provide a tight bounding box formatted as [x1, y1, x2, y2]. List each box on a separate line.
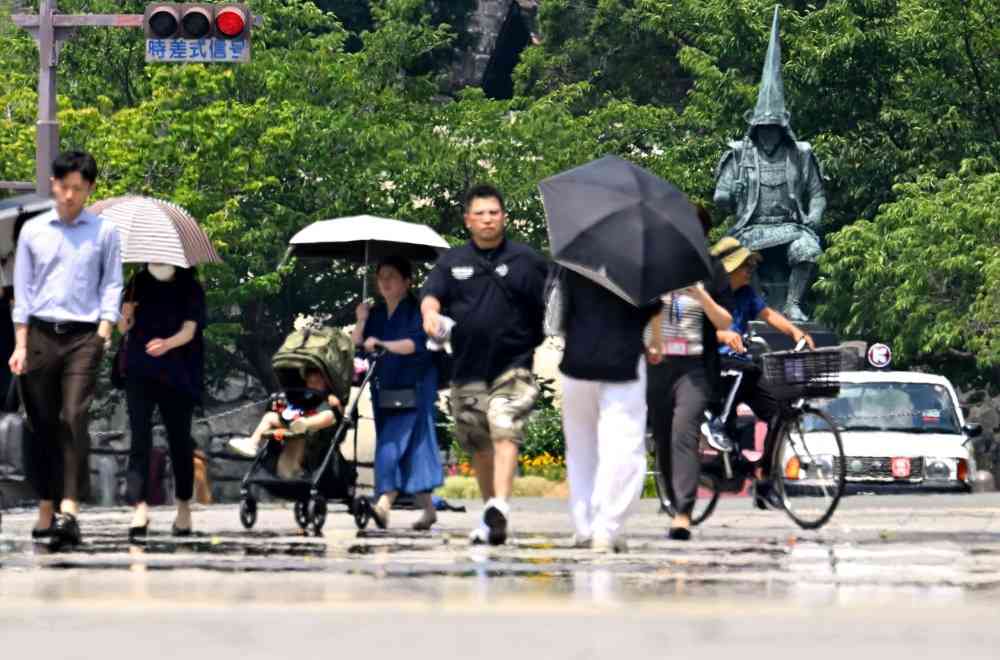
[287, 215, 450, 297]
[87, 195, 222, 268]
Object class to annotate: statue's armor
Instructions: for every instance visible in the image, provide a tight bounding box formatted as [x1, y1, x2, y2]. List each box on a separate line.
[757, 150, 796, 222]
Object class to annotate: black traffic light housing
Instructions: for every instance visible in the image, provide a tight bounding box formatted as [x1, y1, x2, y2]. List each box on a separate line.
[144, 4, 251, 40]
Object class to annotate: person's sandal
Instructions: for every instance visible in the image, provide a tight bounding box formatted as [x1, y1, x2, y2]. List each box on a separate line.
[411, 512, 437, 531]
[370, 503, 389, 530]
[171, 523, 192, 537]
[128, 523, 148, 542]
[668, 527, 691, 541]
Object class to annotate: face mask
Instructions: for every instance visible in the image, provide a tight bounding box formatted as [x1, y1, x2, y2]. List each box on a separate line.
[148, 263, 176, 282]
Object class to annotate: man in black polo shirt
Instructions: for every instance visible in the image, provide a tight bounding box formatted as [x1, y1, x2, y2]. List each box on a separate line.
[422, 184, 548, 545]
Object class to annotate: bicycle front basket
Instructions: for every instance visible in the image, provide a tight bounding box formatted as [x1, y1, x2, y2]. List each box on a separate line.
[761, 348, 845, 401]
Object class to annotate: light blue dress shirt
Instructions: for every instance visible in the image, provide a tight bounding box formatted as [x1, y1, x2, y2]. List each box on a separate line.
[12, 209, 123, 325]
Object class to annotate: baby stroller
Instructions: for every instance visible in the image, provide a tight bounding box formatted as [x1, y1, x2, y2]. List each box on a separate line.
[237, 324, 381, 533]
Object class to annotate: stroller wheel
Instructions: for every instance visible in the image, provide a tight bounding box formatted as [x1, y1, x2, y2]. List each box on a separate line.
[239, 497, 257, 529]
[353, 496, 371, 530]
[308, 496, 327, 534]
[294, 500, 310, 530]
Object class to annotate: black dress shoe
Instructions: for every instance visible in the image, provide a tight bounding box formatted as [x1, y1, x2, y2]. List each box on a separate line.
[171, 523, 192, 537]
[53, 513, 82, 547]
[668, 527, 692, 541]
[128, 524, 148, 542]
[31, 516, 56, 541]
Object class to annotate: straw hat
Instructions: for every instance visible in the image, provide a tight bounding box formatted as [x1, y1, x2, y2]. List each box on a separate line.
[710, 237, 762, 274]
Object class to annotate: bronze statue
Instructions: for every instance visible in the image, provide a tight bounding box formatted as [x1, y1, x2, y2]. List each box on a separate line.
[713, 6, 827, 322]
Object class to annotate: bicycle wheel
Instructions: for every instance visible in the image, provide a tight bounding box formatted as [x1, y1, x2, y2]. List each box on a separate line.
[771, 406, 846, 530]
[652, 446, 720, 526]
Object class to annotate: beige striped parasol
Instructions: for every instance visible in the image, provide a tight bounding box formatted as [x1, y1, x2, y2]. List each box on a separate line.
[87, 196, 222, 268]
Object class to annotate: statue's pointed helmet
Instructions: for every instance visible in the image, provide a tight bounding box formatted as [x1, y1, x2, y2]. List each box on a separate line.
[745, 6, 794, 134]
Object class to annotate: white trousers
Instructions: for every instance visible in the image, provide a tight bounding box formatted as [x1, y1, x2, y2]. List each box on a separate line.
[561, 360, 648, 540]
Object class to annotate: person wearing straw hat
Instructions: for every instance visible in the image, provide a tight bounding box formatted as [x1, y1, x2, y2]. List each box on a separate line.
[8, 151, 123, 548]
[710, 236, 814, 508]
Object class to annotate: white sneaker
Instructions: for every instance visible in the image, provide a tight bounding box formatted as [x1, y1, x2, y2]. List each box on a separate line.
[468, 522, 491, 545]
[227, 436, 261, 458]
[592, 533, 628, 554]
[482, 498, 510, 546]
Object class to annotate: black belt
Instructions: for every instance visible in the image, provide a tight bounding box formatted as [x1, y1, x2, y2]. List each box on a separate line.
[31, 318, 98, 335]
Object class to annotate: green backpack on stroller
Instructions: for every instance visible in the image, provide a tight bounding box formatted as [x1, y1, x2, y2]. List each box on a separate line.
[271, 324, 354, 407]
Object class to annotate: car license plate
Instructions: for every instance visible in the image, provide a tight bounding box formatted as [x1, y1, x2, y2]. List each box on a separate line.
[891, 457, 911, 478]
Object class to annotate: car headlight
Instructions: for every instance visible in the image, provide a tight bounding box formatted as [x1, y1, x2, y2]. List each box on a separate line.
[797, 454, 834, 479]
[924, 458, 955, 480]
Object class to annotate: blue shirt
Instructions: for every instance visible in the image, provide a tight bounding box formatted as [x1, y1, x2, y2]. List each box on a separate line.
[363, 296, 434, 391]
[720, 285, 767, 356]
[12, 209, 123, 325]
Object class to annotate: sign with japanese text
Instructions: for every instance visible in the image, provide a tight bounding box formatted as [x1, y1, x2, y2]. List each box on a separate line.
[145, 37, 249, 63]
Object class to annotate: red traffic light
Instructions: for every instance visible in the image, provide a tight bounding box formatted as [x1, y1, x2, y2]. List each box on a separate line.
[215, 7, 247, 39]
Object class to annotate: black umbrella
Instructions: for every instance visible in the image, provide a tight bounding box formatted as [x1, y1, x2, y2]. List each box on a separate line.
[539, 155, 712, 306]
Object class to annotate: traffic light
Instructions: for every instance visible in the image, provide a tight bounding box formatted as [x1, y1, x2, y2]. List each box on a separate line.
[144, 4, 251, 41]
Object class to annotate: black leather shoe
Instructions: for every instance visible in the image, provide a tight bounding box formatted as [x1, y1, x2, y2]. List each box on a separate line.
[171, 523, 192, 537]
[53, 513, 82, 547]
[31, 516, 57, 541]
[128, 524, 148, 542]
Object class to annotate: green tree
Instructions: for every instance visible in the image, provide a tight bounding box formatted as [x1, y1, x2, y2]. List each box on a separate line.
[815, 160, 1000, 384]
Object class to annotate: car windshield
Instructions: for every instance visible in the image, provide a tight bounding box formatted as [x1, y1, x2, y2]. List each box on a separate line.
[813, 381, 961, 434]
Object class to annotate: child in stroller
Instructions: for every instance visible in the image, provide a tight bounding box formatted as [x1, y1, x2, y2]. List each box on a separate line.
[234, 323, 380, 533]
[228, 368, 342, 479]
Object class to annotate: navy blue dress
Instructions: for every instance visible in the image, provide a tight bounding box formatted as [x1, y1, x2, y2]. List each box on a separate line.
[363, 296, 442, 497]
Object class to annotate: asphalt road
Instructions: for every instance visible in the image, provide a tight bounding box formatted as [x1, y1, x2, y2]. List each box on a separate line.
[2, 493, 999, 658]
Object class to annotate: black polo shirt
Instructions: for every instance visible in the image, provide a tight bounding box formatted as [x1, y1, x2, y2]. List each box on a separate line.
[421, 238, 548, 384]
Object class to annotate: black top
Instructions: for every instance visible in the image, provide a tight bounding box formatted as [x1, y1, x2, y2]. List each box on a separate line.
[124, 269, 206, 403]
[559, 270, 663, 382]
[559, 257, 733, 385]
[421, 238, 548, 384]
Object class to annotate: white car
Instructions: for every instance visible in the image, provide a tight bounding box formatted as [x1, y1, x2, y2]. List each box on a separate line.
[802, 371, 984, 493]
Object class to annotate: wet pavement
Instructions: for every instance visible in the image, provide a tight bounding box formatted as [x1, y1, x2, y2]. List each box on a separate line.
[2, 494, 1000, 658]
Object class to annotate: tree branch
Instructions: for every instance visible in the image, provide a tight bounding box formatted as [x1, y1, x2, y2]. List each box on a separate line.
[960, 0, 1000, 146]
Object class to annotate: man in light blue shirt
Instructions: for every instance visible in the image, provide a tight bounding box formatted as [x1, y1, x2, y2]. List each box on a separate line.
[8, 151, 122, 547]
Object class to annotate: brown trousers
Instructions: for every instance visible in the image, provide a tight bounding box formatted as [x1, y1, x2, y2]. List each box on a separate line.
[19, 324, 104, 502]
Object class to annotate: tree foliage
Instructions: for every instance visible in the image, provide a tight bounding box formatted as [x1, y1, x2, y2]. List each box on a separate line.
[1, 0, 998, 389]
[816, 160, 1000, 384]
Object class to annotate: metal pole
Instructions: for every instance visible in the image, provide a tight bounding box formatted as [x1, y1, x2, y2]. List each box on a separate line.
[362, 240, 369, 301]
[35, 0, 58, 197]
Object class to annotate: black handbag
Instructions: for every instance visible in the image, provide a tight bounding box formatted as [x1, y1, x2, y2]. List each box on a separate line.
[377, 387, 418, 410]
[111, 279, 136, 390]
[110, 340, 126, 389]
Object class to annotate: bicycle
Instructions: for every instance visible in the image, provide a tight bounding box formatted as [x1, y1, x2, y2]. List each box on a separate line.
[651, 339, 848, 530]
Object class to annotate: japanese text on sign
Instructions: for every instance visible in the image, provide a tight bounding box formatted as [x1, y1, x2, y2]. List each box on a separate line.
[146, 38, 249, 63]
